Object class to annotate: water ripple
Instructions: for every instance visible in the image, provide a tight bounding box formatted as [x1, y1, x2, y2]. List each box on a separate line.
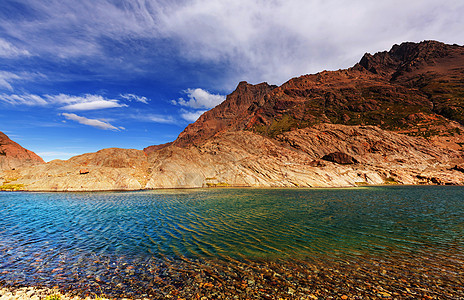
[0, 186, 464, 292]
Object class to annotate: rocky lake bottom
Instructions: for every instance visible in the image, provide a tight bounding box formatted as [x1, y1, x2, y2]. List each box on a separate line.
[1, 187, 463, 299]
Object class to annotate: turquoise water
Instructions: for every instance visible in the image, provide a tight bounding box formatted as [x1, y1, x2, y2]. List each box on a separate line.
[0, 186, 463, 297]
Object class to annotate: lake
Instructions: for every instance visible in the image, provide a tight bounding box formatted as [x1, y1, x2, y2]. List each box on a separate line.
[1, 186, 463, 298]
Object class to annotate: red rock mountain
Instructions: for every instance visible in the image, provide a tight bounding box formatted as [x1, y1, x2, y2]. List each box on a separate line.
[0, 131, 44, 171]
[4, 40, 464, 191]
[173, 40, 464, 143]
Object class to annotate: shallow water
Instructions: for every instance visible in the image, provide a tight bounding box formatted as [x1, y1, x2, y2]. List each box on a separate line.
[1, 186, 463, 298]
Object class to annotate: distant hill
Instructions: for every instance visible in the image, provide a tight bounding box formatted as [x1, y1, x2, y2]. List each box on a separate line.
[4, 41, 464, 191]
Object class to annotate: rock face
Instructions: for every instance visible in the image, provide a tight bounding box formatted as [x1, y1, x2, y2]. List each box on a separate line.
[4, 40, 464, 191]
[0, 131, 44, 171]
[144, 124, 464, 188]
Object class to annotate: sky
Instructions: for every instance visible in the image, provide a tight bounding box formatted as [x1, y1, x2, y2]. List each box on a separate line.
[1, 0, 463, 161]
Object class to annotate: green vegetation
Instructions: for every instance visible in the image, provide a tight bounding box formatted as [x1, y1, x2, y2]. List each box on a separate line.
[355, 181, 369, 186]
[206, 182, 230, 187]
[421, 79, 464, 125]
[254, 114, 298, 137]
[253, 114, 315, 137]
[384, 177, 398, 185]
[0, 183, 25, 191]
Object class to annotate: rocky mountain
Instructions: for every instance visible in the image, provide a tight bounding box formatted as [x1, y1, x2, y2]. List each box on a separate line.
[0, 131, 44, 171]
[3, 40, 464, 191]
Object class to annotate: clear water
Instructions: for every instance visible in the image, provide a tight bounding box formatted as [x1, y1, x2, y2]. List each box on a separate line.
[0, 186, 463, 296]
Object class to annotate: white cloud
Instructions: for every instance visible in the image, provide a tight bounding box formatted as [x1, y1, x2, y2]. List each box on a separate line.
[172, 88, 225, 109]
[2, 1, 464, 87]
[172, 88, 223, 123]
[0, 93, 48, 105]
[180, 109, 207, 122]
[120, 93, 150, 104]
[150, 0, 464, 84]
[0, 38, 30, 58]
[61, 113, 120, 130]
[47, 94, 127, 111]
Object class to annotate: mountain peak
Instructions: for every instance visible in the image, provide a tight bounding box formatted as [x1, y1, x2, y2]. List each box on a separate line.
[358, 40, 463, 79]
[173, 81, 276, 147]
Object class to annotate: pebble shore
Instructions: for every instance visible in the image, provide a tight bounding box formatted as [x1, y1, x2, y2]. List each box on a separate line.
[0, 287, 82, 300]
[0, 287, 147, 300]
[1, 251, 464, 300]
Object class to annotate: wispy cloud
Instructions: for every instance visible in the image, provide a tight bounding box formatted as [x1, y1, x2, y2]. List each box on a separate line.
[62, 113, 120, 130]
[120, 93, 150, 104]
[0, 38, 31, 58]
[0, 93, 48, 105]
[0, 92, 128, 111]
[172, 88, 225, 109]
[2, 0, 463, 86]
[0, 72, 21, 91]
[0, 71, 44, 91]
[131, 113, 176, 124]
[59, 100, 124, 110]
[48, 94, 127, 111]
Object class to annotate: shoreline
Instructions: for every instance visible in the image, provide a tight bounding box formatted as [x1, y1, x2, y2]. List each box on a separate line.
[1, 182, 463, 193]
[0, 287, 146, 300]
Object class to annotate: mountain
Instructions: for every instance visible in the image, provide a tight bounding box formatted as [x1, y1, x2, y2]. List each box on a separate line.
[3, 40, 464, 191]
[0, 131, 44, 171]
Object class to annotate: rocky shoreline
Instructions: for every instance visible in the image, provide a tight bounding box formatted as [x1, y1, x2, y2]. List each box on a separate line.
[0, 287, 86, 300]
[0, 287, 150, 300]
[1, 252, 463, 300]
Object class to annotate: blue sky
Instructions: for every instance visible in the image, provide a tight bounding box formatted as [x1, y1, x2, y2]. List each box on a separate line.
[1, 0, 463, 161]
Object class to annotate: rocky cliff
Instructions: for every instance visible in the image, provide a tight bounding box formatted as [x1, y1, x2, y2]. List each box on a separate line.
[3, 40, 464, 191]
